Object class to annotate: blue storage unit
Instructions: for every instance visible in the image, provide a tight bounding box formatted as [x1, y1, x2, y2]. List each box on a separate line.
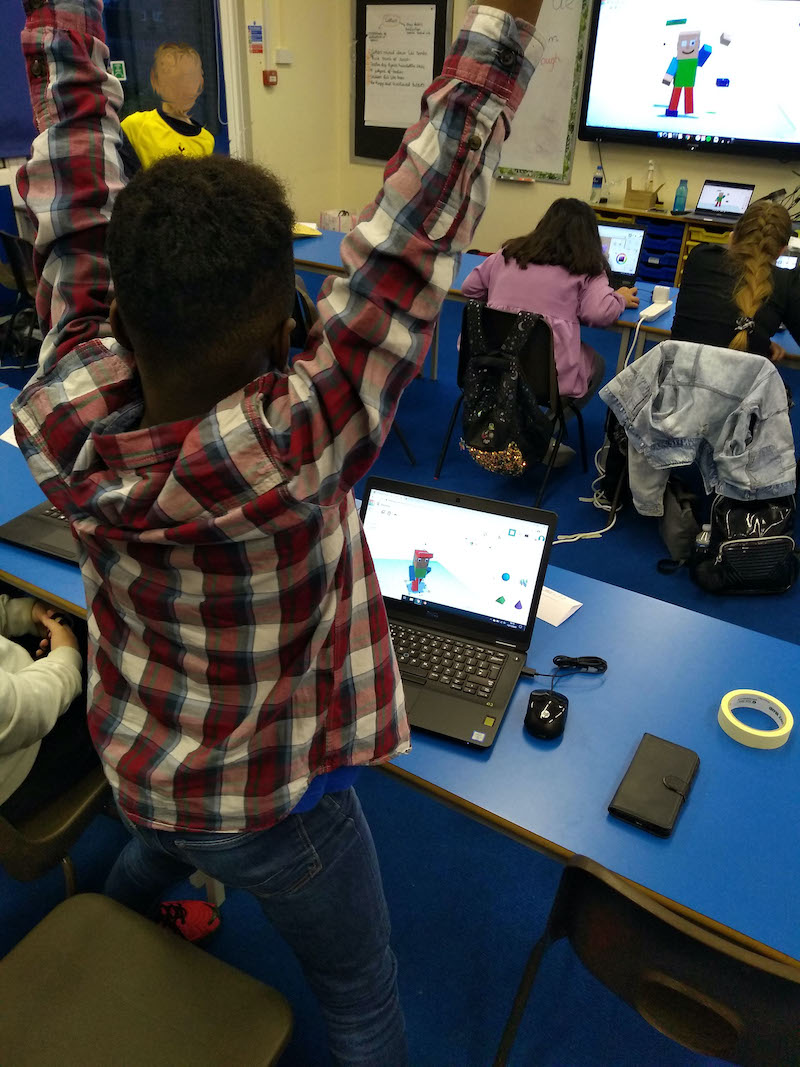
[637, 216, 685, 285]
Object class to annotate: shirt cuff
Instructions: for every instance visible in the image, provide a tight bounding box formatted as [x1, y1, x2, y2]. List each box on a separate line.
[444, 6, 545, 117]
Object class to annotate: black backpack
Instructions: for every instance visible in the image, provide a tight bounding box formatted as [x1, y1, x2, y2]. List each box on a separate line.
[460, 302, 553, 477]
[691, 494, 799, 595]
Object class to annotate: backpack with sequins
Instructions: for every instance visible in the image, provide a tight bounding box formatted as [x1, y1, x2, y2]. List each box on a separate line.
[460, 302, 552, 477]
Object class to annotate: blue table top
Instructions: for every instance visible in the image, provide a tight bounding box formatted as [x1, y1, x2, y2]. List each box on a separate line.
[395, 566, 800, 960]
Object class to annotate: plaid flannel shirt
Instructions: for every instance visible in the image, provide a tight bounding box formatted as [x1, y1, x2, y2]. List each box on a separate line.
[12, 0, 542, 832]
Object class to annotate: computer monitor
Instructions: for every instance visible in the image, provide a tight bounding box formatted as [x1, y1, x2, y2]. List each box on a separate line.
[598, 223, 646, 282]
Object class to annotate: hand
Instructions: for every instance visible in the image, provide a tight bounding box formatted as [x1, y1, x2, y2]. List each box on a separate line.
[491, 0, 544, 26]
[769, 341, 787, 363]
[617, 286, 640, 309]
[662, 76, 673, 86]
[33, 607, 79, 657]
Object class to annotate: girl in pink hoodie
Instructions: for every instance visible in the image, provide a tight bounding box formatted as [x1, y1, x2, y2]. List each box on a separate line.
[462, 198, 639, 402]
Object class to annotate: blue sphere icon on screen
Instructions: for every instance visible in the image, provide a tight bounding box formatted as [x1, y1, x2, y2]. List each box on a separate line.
[502, 572, 510, 581]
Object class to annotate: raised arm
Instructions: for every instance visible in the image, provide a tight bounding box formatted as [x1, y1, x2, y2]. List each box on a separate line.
[264, 5, 544, 506]
[17, 0, 125, 371]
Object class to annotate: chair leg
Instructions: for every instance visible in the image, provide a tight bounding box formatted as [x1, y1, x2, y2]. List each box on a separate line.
[392, 423, 416, 466]
[60, 855, 77, 898]
[492, 931, 553, 1067]
[0, 303, 22, 363]
[535, 419, 564, 507]
[572, 407, 588, 472]
[434, 395, 463, 479]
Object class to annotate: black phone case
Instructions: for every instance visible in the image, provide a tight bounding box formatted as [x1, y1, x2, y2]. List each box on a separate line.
[608, 732, 699, 837]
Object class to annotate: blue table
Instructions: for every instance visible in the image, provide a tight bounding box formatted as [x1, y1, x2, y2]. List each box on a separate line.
[295, 233, 800, 379]
[2, 396, 799, 963]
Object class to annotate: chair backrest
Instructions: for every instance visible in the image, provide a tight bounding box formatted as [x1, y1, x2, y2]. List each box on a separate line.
[555, 856, 800, 1065]
[0, 231, 35, 299]
[457, 303, 560, 413]
[0, 767, 109, 882]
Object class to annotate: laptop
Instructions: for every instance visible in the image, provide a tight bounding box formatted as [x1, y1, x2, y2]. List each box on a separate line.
[598, 223, 646, 289]
[0, 501, 78, 562]
[360, 478, 556, 748]
[683, 179, 755, 224]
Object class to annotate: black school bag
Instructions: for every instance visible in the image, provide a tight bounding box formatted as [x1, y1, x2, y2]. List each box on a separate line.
[691, 494, 799, 595]
[460, 302, 553, 477]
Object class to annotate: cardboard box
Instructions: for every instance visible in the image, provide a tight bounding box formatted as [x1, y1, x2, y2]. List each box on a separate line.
[623, 178, 663, 212]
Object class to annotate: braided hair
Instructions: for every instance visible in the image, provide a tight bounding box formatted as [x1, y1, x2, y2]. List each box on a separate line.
[727, 202, 792, 351]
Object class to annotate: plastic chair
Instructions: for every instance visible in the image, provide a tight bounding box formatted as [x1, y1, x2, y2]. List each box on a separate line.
[494, 855, 800, 1066]
[0, 893, 293, 1066]
[435, 303, 587, 505]
[0, 765, 110, 897]
[0, 230, 38, 368]
[290, 277, 416, 465]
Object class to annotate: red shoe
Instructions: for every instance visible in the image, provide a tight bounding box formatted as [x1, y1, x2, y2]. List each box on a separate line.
[157, 900, 221, 943]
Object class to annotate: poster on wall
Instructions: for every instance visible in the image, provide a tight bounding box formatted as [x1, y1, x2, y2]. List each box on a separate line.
[364, 4, 436, 129]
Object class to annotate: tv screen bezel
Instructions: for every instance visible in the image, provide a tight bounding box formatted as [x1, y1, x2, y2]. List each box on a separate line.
[577, 0, 800, 161]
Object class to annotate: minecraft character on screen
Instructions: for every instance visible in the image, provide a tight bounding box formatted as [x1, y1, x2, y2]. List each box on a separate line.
[663, 29, 711, 116]
[714, 189, 727, 208]
[408, 549, 434, 593]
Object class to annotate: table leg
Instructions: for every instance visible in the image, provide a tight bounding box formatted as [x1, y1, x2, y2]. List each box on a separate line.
[430, 320, 439, 380]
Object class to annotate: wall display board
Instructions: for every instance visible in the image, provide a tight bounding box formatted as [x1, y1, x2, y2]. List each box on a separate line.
[498, 0, 590, 184]
[353, 0, 451, 162]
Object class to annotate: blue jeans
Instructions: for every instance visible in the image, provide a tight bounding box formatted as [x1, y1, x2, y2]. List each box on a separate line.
[104, 788, 407, 1067]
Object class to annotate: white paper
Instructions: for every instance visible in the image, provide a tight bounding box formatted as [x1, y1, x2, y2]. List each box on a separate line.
[536, 586, 582, 627]
[0, 425, 18, 448]
[364, 5, 435, 129]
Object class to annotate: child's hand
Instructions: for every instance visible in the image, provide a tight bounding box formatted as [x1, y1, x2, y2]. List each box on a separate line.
[32, 606, 79, 657]
[617, 286, 639, 309]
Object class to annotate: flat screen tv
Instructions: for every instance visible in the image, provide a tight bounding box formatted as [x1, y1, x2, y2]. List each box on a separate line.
[579, 0, 800, 159]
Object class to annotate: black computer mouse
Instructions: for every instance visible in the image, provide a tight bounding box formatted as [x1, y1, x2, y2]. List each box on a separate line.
[524, 690, 569, 740]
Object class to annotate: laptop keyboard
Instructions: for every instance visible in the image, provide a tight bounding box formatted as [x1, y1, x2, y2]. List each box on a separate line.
[389, 622, 507, 702]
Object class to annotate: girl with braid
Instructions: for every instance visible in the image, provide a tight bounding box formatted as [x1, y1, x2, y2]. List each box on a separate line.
[671, 201, 800, 360]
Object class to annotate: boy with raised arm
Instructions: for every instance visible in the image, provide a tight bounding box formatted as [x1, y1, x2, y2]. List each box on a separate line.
[13, 1, 543, 1062]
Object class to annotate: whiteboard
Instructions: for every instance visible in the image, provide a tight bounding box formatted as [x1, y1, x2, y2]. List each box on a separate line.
[498, 0, 590, 184]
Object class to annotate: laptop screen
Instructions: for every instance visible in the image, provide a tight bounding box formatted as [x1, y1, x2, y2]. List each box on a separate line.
[361, 482, 553, 644]
[598, 224, 645, 280]
[696, 181, 754, 216]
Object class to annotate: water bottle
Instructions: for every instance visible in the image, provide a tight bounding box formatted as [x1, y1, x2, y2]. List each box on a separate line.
[590, 165, 604, 204]
[672, 179, 688, 213]
[646, 159, 655, 192]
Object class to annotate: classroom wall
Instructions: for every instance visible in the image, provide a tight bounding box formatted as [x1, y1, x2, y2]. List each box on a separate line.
[243, 0, 797, 249]
[241, 0, 344, 219]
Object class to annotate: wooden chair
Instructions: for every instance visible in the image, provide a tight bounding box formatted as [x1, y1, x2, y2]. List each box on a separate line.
[0, 766, 110, 897]
[435, 303, 587, 506]
[494, 855, 800, 1066]
[0, 230, 38, 369]
[0, 893, 293, 1066]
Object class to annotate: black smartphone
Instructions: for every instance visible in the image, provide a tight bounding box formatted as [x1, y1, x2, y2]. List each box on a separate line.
[608, 733, 699, 838]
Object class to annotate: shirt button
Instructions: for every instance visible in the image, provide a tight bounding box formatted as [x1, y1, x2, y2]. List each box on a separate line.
[30, 57, 47, 78]
[467, 134, 482, 151]
[497, 47, 517, 70]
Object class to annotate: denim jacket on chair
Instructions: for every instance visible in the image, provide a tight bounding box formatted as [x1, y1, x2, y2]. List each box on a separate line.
[600, 340, 796, 517]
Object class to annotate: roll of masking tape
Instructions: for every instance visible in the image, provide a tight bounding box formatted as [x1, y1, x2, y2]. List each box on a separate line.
[718, 690, 793, 750]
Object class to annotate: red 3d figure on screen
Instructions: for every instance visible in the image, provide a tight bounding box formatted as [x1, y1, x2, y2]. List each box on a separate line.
[409, 549, 434, 593]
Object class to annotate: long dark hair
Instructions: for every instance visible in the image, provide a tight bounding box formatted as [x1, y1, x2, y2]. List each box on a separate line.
[501, 198, 608, 277]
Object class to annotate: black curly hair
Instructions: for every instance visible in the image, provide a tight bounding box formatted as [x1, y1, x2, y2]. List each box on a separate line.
[107, 154, 296, 366]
